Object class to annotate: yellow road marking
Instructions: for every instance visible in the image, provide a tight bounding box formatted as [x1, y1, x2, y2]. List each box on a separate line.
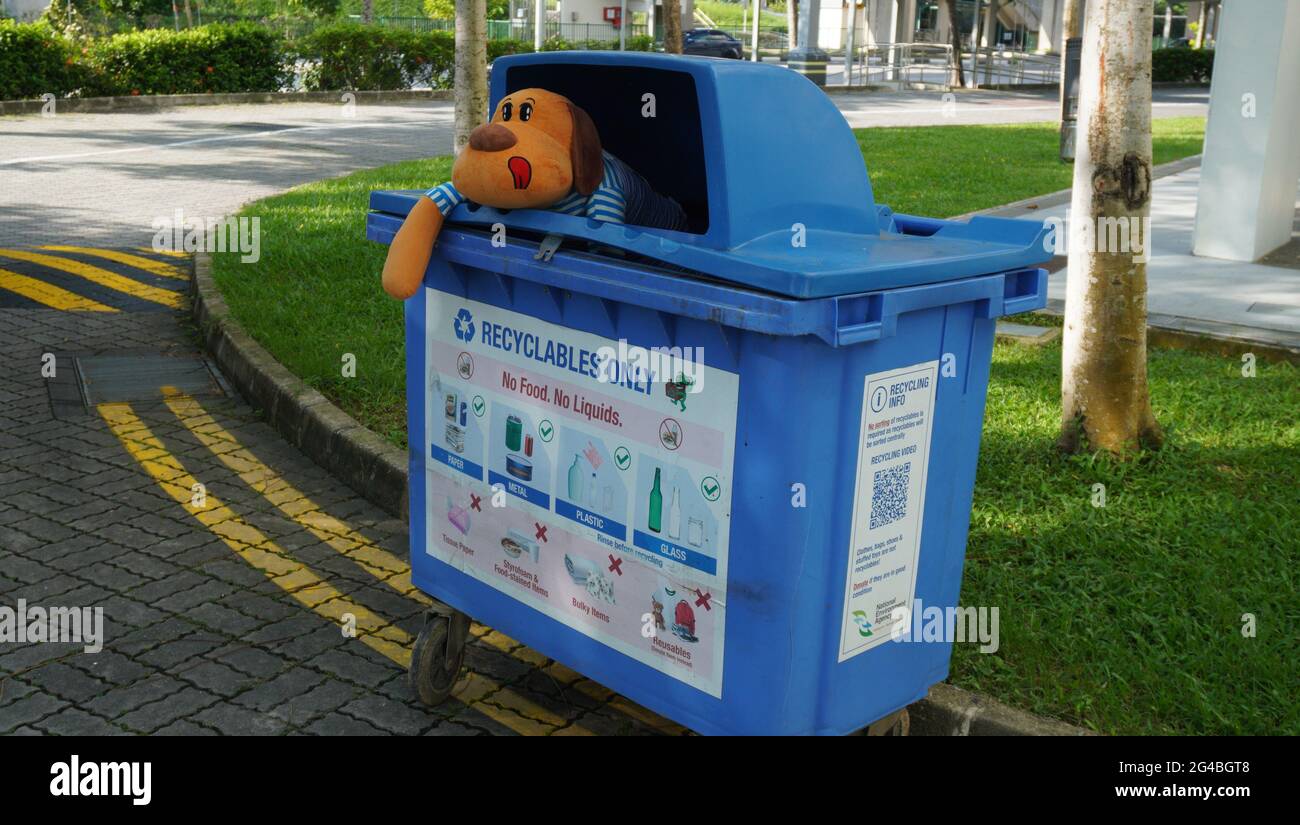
[40, 245, 189, 280]
[0, 249, 184, 308]
[163, 392, 430, 606]
[478, 630, 687, 736]
[0, 267, 118, 312]
[135, 246, 190, 260]
[100, 401, 582, 736]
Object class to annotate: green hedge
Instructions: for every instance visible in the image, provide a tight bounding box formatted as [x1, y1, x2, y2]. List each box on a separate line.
[1, 19, 658, 100]
[81, 23, 290, 96]
[1152, 48, 1214, 83]
[0, 21, 80, 100]
[296, 23, 455, 91]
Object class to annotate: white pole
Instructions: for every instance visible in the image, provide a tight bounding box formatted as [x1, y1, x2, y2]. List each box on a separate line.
[619, 0, 628, 49]
[751, 0, 761, 60]
[535, 0, 544, 49]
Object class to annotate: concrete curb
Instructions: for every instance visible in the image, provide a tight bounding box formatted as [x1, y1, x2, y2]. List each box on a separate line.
[190, 253, 409, 519]
[910, 683, 1094, 736]
[1, 89, 452, 117]
[192, 251, 1092, 737]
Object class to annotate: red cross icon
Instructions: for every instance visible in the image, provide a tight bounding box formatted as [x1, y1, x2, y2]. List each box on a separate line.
[607, 555, 623, 576]
[534, 522, 548, 543]
[694, 589, 712, 611]
[469, 493, 481, 512]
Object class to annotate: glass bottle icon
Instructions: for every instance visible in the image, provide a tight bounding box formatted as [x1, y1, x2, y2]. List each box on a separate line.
[567, 455, 583, 502]
[648, 468, 663, 533]
[668, 486, 681, 540]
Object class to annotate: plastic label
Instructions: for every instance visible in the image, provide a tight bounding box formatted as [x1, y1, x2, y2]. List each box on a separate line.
[424, 293, 737, 697]
[839, 360, 938, 662]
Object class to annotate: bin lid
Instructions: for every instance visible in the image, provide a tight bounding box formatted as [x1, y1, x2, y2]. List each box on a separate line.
[371, 53, 1053, 299]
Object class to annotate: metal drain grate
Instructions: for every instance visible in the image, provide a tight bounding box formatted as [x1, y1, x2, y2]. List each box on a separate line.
[47, 352, 228, 416]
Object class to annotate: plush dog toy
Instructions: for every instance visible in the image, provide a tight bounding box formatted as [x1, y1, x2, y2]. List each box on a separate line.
[382, 88, 688, 300]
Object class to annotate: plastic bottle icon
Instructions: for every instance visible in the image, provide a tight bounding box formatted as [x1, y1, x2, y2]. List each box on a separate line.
[567, 455, 583, 502]
[587, 473, 598, 510]
[648, 468, 663, 533]
[668, 486, 681, 540]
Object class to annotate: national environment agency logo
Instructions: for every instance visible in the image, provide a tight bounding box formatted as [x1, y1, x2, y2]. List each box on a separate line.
[852, 610, 873, 638]
[453, 308, 475, 343]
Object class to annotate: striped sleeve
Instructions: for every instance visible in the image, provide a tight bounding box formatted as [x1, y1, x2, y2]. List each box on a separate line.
[425, 182, 465, 217]
[584, 156, 627, 224]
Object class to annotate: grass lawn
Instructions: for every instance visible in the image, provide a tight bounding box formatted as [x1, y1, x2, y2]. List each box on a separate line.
[856, 116, 1207, 217]
[213, 116, 1300, 734]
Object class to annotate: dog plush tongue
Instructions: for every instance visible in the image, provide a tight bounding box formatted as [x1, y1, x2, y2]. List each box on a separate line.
[508, 156, 532, 190]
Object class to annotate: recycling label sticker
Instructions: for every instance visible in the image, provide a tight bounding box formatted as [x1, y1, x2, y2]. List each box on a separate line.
[838, 360, 938, 662]
[423, 293, 738, 697]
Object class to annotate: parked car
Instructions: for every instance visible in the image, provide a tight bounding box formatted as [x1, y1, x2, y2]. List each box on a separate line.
[683, 29, 744, 59]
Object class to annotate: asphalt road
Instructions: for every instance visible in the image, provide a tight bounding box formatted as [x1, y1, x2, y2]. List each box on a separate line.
[0, 88, 1208, 248]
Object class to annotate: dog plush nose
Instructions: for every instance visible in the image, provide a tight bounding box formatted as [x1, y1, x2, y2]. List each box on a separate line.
[468, 123, 517, 152]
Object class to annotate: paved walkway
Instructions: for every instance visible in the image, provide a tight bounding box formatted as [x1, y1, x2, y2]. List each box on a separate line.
[0, 247, 670, 735]
[996, 166, 1300, 347]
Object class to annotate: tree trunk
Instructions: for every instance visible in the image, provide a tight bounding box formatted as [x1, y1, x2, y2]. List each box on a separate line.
[454, 0, 488, 158]
[983, 0, 1000, 85]
[943, 0, 965, 88]
[788, 0, 798, 52]
[1193, 0, 1208, 47]
[1059, 0, 1162, 455]
[663, 0, 683, 53]
[1161, 3, 1172, 45]
[363, 0, 373, 24]
[1058, 0, 1083, 147]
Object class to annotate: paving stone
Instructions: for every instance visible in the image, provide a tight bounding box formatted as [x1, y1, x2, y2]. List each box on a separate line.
[85, 674, 186, 718]
[116, 687, 219, 733]
[73, 651, 152, 686]
[233, 667, 326, 712]
[154, 720, 219, 736]
[421, 720, 483, 736]
[135, 635, 226, 670]
[305, 647, 396, 687]
[270, 679, 360, 727]
[173, 660, 259, 698]
[191, 702, 290, 735]
[36, 707, 127, 736]
[20, 662, 109, 703]
[0, 691, 69, 733]
[338, 694, 438, 736]
[213, 646, 286, 679]
[304, 712, 387, 736]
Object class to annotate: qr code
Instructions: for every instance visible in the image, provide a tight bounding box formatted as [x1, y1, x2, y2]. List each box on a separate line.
[870, 462, 911, 530]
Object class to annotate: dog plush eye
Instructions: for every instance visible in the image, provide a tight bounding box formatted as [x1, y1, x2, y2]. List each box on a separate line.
[500, 102, 513, 121]
[519, 102, 533, 122]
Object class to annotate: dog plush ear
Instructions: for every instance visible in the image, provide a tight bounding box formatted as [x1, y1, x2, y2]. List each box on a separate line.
[567, 101, 603, 196]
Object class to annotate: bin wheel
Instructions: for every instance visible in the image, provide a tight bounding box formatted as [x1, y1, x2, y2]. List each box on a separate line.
[409, 608, 470, 707]
[864, 708, 910, 737]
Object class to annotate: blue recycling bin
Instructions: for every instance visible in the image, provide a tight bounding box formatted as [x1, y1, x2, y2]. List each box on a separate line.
[367, 52, 1051, 735]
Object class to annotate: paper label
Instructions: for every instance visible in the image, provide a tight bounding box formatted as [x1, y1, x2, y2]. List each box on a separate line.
[839, 361, 938, 662]
[423, 293, 737, 697]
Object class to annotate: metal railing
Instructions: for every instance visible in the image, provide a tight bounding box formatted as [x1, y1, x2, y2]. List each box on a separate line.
[836, 42, 1058, 90]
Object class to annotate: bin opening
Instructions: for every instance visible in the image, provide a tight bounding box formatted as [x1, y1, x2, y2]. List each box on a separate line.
[502, 63, 711, 235]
